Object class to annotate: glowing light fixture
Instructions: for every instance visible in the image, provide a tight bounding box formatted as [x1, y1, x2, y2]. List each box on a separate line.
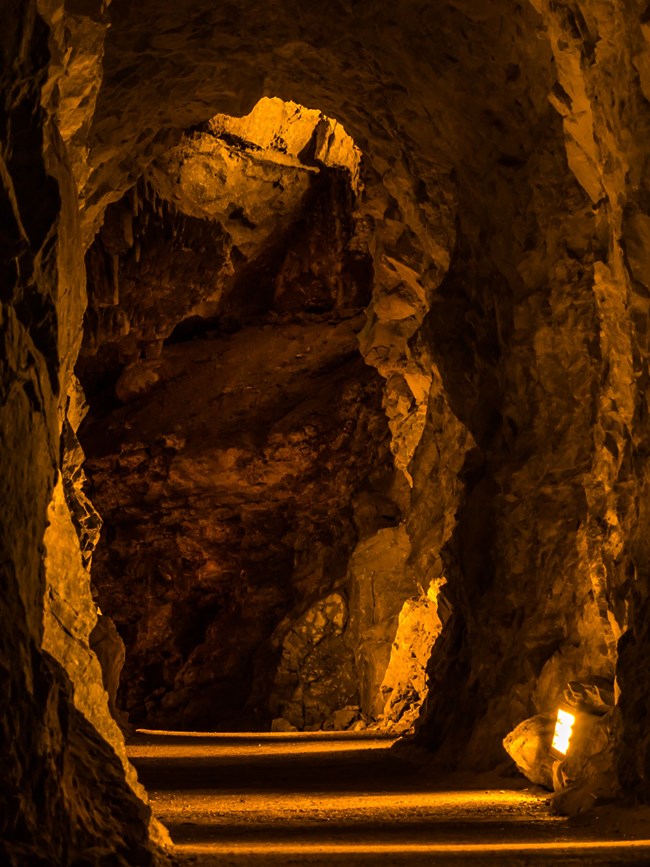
[551, 703, 576, 758]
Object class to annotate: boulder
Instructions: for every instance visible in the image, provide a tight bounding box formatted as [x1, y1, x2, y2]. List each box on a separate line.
[323, 706, 361, 731]
[503, 714, 556, 790]
[271, 717, 298, 733]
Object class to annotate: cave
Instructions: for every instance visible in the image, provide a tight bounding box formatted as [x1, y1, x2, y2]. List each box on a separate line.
[4, 0, 650, 864]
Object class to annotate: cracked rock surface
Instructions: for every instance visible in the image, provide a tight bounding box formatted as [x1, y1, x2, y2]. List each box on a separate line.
[7, 1, 650, 863]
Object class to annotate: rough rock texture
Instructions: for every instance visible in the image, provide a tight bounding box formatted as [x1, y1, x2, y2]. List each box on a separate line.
[8, 0, 650, 859]
[0, 0, 167, 863]
[81, 312, 394, 729]
[412, 1, 650, 801]
[378, 587, 443, 732]
[551, 709, 619, 815]
[82, 98, 365, 372]
[79, 94, 455, 733]
[503, 714, 557, 791]
[348, 527, 415, 720]
[504, 677, 619, 810]
[79, 100, 432, 733]
[78, 0, 650, 783]
[271, 592, 358, 729]
[347, 524, 439, 726]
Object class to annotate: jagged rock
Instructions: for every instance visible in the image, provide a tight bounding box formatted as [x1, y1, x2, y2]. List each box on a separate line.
[114, 360, 162, 402]
[90, 612, 131, 733]
[323, 706, 361, 732]
[82, 312, 393, 730]
[551, 710, 619, 815]
[503, 714, 556, 791]
[347, 525, 418, 719]
[270, 593, 358, 729]
[10, 1, 650, 860]
[379, 591, 443, 732]
[564, 678, 616, 715]
[271, 717, 298, 733]
[81, 100, 368, 369]
[0, 1, 168, 862]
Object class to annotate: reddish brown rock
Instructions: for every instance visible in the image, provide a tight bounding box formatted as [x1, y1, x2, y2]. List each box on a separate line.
[8, 2, 650, 862]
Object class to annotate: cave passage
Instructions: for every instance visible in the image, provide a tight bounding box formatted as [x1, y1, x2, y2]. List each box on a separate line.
[9, 2, 650, 863]
[78, 97, 438, 740]
[128, 731, 650, 865]
[75, 80, 631, 822]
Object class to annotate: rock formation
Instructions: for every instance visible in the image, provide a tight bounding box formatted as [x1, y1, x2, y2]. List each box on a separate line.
[5, 0, 650, 862]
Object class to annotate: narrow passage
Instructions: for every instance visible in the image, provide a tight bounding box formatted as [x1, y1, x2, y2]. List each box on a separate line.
[128, 732, 650, 866]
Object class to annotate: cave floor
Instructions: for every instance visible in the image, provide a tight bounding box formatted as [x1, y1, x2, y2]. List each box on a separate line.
[128, 731, 650, 866]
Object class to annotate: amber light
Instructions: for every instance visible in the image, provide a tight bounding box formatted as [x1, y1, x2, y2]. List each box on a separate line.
[551, 705, 576, 757]
[176, 841, 650, 857]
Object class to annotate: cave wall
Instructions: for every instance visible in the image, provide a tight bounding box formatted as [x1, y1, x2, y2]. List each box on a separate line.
[76, 0, 650, 794]
[76, 110, 401, 731]
[5, 0, 650, 861]
[416, 0, 650, 792]
[0, 0, 167, 862]
[77, 0, 558, 739]
[537, 0, 650, 801]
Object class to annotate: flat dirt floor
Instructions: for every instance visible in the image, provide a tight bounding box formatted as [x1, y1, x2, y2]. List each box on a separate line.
[128, 731, 650, 866]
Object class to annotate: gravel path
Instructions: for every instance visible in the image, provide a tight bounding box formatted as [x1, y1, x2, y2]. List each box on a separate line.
[128, 731, 650, 865]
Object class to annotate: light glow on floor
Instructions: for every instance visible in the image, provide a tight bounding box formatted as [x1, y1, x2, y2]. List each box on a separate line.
[149, 789, 550, 814]
[130, 730, 396, 758]
[174, 839, 650, 855]
[132, 730, 650, 863]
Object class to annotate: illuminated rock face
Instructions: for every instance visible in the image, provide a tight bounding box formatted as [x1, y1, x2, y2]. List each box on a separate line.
[78, 113, 397, 730]
[6, 0, 650, 860]
[78, 99, 448, 733]
[0, 2, 166, 862]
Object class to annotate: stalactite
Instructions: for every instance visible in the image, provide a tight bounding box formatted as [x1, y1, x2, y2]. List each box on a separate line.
[112, 253, 120, 305]
[123, 210, 134, 248]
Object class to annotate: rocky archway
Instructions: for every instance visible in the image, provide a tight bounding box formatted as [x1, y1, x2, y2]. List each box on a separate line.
[4, 1, 650, 864]
[75, 97, 442, 735]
